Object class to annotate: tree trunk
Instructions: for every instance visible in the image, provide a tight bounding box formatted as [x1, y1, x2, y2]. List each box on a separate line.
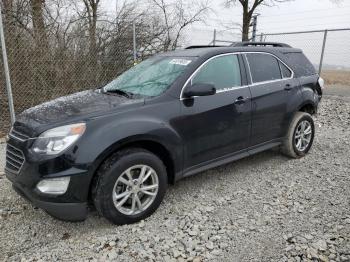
[241, 2, 251, 42]
[2, 0, 15, 41]
[89, 3, 97, 58]
[30, 0, 48, 50]
[87, 1, 98, 85]
[30, 0, 52, 100]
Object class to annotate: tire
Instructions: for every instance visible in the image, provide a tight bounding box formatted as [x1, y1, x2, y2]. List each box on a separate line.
[92, 148, 167, 225]
[281, 112, 315, 158]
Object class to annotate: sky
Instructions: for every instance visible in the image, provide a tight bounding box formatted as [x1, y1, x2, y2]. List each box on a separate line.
[104, 0, 350, 68]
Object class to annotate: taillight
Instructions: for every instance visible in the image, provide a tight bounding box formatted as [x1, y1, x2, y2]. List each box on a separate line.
[318, 77, 325, 90]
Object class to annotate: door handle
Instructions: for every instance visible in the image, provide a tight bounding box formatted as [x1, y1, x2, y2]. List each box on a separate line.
[284, 83, 292, 91]
[234, 96, 246, 105]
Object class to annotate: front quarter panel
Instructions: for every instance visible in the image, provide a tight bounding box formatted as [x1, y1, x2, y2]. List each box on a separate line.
[73, 99, 183, 197]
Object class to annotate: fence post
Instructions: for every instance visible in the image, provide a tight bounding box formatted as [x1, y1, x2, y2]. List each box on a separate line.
[319, 29, 328, 75]
[251, 15, 258, 42]
[132, 20, 137, 65]
[213, 29, 216, 46]
[0, 4, 15, 124]
[259, 33, 264, 42]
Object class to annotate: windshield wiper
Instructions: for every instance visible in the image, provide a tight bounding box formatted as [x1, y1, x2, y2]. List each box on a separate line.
[103, 88, 133, 98]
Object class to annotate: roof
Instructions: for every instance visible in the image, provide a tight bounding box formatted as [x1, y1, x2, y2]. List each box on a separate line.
[158, 42, 315, 78]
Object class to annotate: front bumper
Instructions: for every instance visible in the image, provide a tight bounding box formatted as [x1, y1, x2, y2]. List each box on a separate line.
[12, 183, 87, 221]
[5, 127, 91, 222]
[6, 169, 88, 222]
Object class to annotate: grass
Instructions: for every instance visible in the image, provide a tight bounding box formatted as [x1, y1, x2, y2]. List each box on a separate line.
[321, 70, 350, 86]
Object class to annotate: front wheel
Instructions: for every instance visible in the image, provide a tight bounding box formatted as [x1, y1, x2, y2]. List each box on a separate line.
[92, 148, 167, 225]
[281, 112, 315, 158]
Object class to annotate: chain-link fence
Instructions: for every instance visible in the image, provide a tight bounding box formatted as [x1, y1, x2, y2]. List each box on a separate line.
[205, 28, 350, 76]
[0, 38, 135, 136]
[0, 22, 141, 136]
[1, 24, 350, 136]
[260, 29, 350, 74]
[181, 27, 242, 47]
[191, 28, 350, 82]
[206, 28, 350, 89]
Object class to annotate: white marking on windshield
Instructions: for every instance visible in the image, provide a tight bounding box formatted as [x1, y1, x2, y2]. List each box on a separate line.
[169, 59, 192, 66]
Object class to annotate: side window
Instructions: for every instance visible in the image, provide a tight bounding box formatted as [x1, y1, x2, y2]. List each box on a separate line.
[246, 53, 282, 83]
[279, 61, 292, 78]
[192, 55, 241, 91]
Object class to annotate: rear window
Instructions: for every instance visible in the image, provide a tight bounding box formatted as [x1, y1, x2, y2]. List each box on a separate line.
[283, 52, 316, 77]
[246, 53, 281, 83]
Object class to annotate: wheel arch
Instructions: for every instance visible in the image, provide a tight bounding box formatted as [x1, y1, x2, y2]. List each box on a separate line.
[87, 135, 177, 201]
[297, 101, 317, 115]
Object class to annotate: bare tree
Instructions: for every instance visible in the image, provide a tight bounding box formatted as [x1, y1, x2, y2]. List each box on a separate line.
[1, 0, 33, 37]
[0, 0, 209, 133]
[2, 0, 15, 41]
[150, 0, 210, 51]
[81, 0, 99, 58]
[30, 0, 49, 49]
[225, 0, 291, 41]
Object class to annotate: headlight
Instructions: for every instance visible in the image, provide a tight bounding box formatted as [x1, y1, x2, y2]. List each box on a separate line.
[32, 123, 86, 155]
[36, 177, 70, 195]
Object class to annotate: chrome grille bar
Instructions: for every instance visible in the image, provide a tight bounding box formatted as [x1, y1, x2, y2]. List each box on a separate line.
[9, 128, 30, 142]
[5, 144, 25, 174]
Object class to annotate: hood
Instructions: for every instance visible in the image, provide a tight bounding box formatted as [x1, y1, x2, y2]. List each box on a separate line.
[15, 90, 144, 133]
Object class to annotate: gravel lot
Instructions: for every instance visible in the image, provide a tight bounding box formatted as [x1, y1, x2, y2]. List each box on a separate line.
[0, 93, 349, 262]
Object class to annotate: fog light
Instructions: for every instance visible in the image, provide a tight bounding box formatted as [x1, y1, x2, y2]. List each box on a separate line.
[36, 177, 70, 195]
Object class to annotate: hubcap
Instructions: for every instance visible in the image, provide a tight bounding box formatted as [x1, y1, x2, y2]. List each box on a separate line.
[112, 165, 159, 215]
[294, 120, 312, 152]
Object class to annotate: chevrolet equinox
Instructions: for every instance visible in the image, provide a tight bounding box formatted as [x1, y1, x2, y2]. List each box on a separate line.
[5, 42, 324, 224]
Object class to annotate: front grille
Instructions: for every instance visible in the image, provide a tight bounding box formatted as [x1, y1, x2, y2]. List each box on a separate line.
[5, 144, 25, 174]
[9, 128, 30, 142]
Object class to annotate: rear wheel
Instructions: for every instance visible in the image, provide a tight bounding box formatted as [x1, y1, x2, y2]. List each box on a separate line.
[92, 148, 167, 225]
[281, 112, 315, 158]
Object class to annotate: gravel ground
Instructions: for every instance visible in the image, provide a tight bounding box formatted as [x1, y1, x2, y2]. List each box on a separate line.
[324, 85, 350, 102]
[0, 95, 349, 262]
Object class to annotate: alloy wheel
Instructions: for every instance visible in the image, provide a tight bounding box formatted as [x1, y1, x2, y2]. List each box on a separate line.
[112, 165, 159, 215]
[294, 120, 313, 152]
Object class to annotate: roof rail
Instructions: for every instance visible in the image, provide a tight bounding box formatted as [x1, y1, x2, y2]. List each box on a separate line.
[185, 45, 225, 49]
[232, 42, 292, 48]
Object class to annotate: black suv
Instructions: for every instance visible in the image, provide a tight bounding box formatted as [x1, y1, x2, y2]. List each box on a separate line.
[5, 42, 324, 224]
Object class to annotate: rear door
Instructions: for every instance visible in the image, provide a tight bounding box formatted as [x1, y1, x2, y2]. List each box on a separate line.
[245, 52, 299, 146]
[176, 54, 252, 169]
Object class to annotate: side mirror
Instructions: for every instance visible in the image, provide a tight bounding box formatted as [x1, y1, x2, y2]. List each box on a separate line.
[183, 83, 216, 98]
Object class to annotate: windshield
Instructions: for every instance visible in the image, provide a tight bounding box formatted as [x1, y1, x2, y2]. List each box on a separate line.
[103, 56, 195, 97]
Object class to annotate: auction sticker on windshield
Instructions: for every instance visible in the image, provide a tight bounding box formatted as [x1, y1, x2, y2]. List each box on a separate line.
[169, 59, 192, 66]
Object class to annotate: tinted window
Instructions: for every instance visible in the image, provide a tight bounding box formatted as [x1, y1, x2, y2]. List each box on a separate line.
[284, 52, 316, 77]
[246, 53, 281, 83]
[279, 61, 292, 78]
[192, 55, 241, 90]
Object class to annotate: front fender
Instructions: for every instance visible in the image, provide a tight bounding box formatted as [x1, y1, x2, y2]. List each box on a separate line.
[73, 114, 183, 197]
